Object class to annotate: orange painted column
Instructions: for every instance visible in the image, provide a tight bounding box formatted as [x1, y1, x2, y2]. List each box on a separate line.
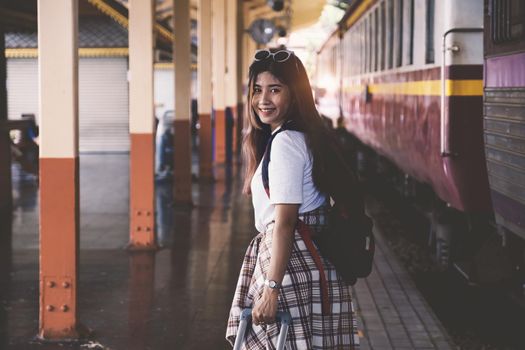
[129, 134, 155, 248]
[173, 0, 193, 204]
[214, 109, 226, 163]
[128, 0, 156, 249]
[226, 0, 241, 162]
[39, 159, 80, 339]
[231, 107, 238, 156]
[173, 119, 192, 203]
[198, 0, 214, 180]
[37, 0, 81, 339]
[236, 102, 244, 158]
[199, 113, 213, 179]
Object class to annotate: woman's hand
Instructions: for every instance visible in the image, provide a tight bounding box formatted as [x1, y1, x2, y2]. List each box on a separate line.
[252, 288, 279, 326]
[252, 203, 298, 326]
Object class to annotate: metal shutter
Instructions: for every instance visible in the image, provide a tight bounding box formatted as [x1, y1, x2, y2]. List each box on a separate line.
[7, 57, 129, 153]
[79, 58, 129, 153]
[7, 59, 39, 122]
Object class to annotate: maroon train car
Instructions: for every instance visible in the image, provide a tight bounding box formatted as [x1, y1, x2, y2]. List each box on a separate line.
[315, 0, 515, 279]
[483, 0, 525, 286]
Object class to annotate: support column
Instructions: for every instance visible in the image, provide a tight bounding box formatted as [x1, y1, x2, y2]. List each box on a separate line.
[242, 5, 257, 96]
[198, 0, 214, 180]
[236, 0, 244, 158]
[241, 4, 257, 153]
[0, 22, 12, 215]
[38, 0, 81, 339]
[173, 0, 193, 204]
[129, 0, 156, 249]
[212, 0, 226, 164]
[225, 0, 240, 163]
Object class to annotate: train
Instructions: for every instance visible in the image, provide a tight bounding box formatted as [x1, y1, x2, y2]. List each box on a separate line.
[315, 0, 524, 292]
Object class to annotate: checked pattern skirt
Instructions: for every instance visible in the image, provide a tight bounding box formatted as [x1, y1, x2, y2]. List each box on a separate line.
[226, 207, 359, 349]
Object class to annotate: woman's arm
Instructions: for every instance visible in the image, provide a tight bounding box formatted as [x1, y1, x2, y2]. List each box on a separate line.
[252, 203, 299, 325]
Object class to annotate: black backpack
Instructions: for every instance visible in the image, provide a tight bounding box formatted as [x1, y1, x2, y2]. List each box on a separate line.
[313, 203, 374, 285]
[262, 124, 374, 285]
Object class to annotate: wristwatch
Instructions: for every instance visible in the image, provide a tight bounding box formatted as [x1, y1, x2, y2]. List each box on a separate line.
[264, 279, 281, 290]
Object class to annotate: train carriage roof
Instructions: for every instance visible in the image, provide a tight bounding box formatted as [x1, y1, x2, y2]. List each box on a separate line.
[340, 0, 377, 31]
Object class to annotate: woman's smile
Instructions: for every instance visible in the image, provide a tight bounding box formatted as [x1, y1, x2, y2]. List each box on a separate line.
[252, 71, 291, 131]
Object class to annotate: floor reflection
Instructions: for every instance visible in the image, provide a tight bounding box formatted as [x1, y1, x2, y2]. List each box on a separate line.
[2, 156, 256, 349]
[127, 251, 155, 350]
[155, 181, 174, 248]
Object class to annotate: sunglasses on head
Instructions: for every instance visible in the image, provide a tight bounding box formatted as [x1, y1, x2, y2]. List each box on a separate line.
[254, 49, 295, 63]
[253, 49, 300, 75]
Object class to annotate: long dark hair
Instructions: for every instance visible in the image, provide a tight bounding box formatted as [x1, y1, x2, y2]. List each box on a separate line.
[242, 49, 363, 213]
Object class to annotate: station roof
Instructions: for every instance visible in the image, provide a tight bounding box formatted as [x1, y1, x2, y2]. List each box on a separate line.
[242, 0, 326, 32]
[1, 0, 343, 56]
[6, 16, 128, 49]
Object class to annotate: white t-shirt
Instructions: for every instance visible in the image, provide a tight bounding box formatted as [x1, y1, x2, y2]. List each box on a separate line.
[250, 128, 327, 233]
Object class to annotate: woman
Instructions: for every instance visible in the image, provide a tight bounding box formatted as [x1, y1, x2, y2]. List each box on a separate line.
[226, 49, 362, 349]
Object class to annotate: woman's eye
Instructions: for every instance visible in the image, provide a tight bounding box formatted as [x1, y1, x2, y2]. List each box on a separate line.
[270, 88, 280, 93]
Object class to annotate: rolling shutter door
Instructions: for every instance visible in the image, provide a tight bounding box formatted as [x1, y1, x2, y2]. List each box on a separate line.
[7, 59, 39, 122]
[79, 58, 129, 153]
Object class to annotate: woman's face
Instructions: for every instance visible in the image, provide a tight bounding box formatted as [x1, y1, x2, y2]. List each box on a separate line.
[252, 71, 292, 131]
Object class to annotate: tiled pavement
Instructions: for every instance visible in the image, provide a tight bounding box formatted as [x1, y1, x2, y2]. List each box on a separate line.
[353, 232, 455, 349]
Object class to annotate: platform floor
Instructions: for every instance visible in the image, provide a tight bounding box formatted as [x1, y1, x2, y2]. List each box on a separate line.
[0, 154, 455, 349]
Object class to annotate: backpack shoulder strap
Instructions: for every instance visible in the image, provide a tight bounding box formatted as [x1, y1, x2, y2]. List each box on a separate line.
[261, 127, 287, 196]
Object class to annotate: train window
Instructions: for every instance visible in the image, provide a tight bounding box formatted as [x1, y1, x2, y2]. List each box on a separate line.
[366, 17, 371, 73]
[425, 0, 435, 63]
[361, 23, 365, 74]
[357, 26, 362, 75]
[364, 17, 370, 73]
[387, 0, 394, 69]
[394, 0, 403, 67]
[490, 0, 525, 43]
[342, 35, 346, 80]
[348, 27, 359, 75]
[349, 31, 353, 76]
[372, 9, 378, 72]
[359, 21, 366, 73]
[356, 28, 360, 75]
[403, 0, 414, 65]
[375, 8, 380, 72]
[357, 25, 361, 74]
[380, 2, 386, 71]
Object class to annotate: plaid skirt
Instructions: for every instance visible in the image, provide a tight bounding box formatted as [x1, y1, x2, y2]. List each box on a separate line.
[226, 206, 359, 349]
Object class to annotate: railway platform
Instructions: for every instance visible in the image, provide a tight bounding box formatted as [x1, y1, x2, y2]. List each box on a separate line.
[0, 154, 455, 349]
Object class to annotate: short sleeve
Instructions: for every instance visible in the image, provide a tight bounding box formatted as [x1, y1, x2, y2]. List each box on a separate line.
[268, 131, 307, 204]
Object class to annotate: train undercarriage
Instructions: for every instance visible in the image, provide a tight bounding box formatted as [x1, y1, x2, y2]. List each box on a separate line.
[341, 130, 525, 303]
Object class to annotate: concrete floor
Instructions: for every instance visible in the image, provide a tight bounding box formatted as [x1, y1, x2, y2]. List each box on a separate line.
[2, 154, 251, 349]
[1, 154, 455, 349]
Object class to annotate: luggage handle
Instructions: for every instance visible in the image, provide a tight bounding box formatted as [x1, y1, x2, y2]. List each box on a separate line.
[233, 308, 292, 350]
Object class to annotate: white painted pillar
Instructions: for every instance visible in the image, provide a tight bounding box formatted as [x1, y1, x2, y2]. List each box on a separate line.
[173, 0, 193, 204]
[225, 0, 240, 159]
[198, 0, 214, 180]
[128, 0, 156, 249]
[212, 0, 227, 164]
[38, 0, 80, 339]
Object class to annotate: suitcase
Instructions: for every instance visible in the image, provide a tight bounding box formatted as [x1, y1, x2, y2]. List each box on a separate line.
[233, 308, 292, 350]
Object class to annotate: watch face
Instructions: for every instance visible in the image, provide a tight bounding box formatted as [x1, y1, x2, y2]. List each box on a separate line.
[266, 280, 280, 289]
